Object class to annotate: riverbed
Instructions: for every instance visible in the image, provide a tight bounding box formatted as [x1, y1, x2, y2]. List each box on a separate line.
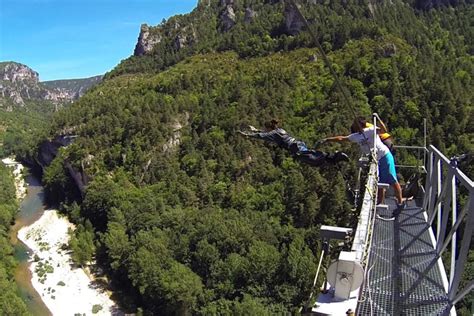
[9, 166, 121, 315]
[10, 173, 52, 315]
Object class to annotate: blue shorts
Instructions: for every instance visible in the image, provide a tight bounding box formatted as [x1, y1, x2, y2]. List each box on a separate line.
[379, 152, 398, 185]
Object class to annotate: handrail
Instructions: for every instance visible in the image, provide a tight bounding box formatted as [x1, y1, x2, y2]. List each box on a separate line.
[429, 145, 474, 188]
[422, 145, 474, 309]
[393, 145, 427, 150]
[391, 119, 428, 171]
[310, 115, 472, 314]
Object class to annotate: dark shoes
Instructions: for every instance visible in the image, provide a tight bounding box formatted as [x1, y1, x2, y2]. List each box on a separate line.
[392, 202, 406, 217]
[333, 151, 350, 163]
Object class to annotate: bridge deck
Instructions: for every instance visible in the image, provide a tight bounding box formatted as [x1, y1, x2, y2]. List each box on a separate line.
[357, 198, 452, 316]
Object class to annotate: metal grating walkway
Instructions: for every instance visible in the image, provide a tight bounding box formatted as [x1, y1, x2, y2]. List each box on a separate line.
[357, 199, 451, 316]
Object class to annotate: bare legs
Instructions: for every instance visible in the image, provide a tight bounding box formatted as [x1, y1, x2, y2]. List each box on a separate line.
[393, 182, 403, 204]
[377, 182, 403, 205]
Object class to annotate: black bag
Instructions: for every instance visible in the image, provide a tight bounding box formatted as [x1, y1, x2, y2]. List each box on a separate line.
[402, 173, 422, 199]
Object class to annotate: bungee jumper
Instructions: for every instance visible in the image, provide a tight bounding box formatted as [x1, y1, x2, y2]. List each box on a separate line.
[238, 119, 349, 167]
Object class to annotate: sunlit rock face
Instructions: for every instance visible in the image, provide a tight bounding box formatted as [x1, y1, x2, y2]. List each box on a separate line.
[0, 62, 102, 107]
[134, 24, 163, 56]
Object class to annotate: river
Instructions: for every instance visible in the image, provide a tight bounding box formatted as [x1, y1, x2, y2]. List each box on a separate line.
[10, 172, 52, 316]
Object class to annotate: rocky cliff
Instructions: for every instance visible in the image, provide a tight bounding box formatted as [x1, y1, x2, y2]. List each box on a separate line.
[0, 62, 102, 109]
[124, 0, 465, 69]
[134, 24, 163, 56]
[111, 0, 333, 77]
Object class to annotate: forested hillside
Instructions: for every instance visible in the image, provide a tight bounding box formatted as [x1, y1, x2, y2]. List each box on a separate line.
[0, 101, 53, 158]
[24, 0, 473, 314]
[0, 165, 29, 314]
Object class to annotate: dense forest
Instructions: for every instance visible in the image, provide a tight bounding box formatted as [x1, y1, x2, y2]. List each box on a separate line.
[0, 100, 53, 158]
[5, 0, 472, 314]
[0, 61, 101, 159]
[0, 165, 29, 314]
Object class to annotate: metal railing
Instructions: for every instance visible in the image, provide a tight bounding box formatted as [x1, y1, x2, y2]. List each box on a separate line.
[421, 145, 474, 308]
[356, 144, 472, 315]
[392, 119, 428, 171]
[309, 115, 473, 314]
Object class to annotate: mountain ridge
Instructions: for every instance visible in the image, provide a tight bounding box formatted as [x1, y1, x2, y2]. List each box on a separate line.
[109, 0, 473, 80]
[0, 61, 102, 110]
[42, 75, 103, 99]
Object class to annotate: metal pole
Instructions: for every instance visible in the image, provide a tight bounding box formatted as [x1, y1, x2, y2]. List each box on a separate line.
[423, 119, 427, 168]
[452, 280, 474, 305]
[428, 156, 439, 221]
[448, 195, 474, 301]
[437, 196, 472, 259]
[436, 159, 442, 241]
[436, 170, 453, 255]
[422, 150, 433, 212]
[429, 161, 451, 228]
[305, 247, 326, 311]
[450, 173, 457, 287]
[373, 115, 377, 161]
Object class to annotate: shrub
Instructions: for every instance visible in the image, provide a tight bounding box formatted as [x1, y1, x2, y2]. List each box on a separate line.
[92, 304, 103, 314]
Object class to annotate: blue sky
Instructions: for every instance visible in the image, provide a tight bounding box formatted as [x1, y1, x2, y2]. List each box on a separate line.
[0, 0, 198, 81]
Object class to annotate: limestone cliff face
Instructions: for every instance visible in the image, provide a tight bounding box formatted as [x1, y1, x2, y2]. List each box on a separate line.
[1, 62, 39, 83]
[0, 62, 102, 109]
[0, 62, 40, 107]
[133, 21, 198, 57]
[34, 135, 88, 197]
[284, 2, 305, 35]
[134, 24, 163, 56]
[129, 0, 304, 62]
[125, 0, 463, 77]
[244, 7, 257, 23]
[132, 0, 239, 58]
[220, 4, 236, 31]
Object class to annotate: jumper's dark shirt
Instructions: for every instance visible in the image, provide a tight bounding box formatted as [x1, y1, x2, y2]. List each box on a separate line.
[247, 128, 305, 154]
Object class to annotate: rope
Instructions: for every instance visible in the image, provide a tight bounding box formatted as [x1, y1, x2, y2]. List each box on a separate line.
[288, 4, 384, 313]
[367, 262, 376, 316]
[356, 162, 378, 309]
[287, 0, 361, 127]
[364, 164, 380, 316]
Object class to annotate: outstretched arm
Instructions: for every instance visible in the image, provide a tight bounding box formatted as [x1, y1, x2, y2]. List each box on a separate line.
[238, 129, 279, 143]
[238, 125, 262, 136]
[323, 135, 350, 143]
[248, 125, 261, 132]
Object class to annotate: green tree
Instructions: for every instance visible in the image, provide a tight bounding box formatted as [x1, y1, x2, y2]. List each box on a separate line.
[70, 221, 96, 267]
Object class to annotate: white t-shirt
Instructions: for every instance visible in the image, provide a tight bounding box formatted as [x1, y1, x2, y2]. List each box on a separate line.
[347, 126, 390, 160]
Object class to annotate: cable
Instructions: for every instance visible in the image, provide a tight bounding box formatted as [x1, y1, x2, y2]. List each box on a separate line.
[289, 4, 384, 314]
[287, 0, 361, 126]
[356, 163, 378, 313]
[365, 164, 380, 316]
[367, 262, 375, 316]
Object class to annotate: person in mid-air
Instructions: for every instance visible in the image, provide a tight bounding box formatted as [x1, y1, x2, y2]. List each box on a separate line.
[322, 118, 404, 211]
[239, 119, 349, 167]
